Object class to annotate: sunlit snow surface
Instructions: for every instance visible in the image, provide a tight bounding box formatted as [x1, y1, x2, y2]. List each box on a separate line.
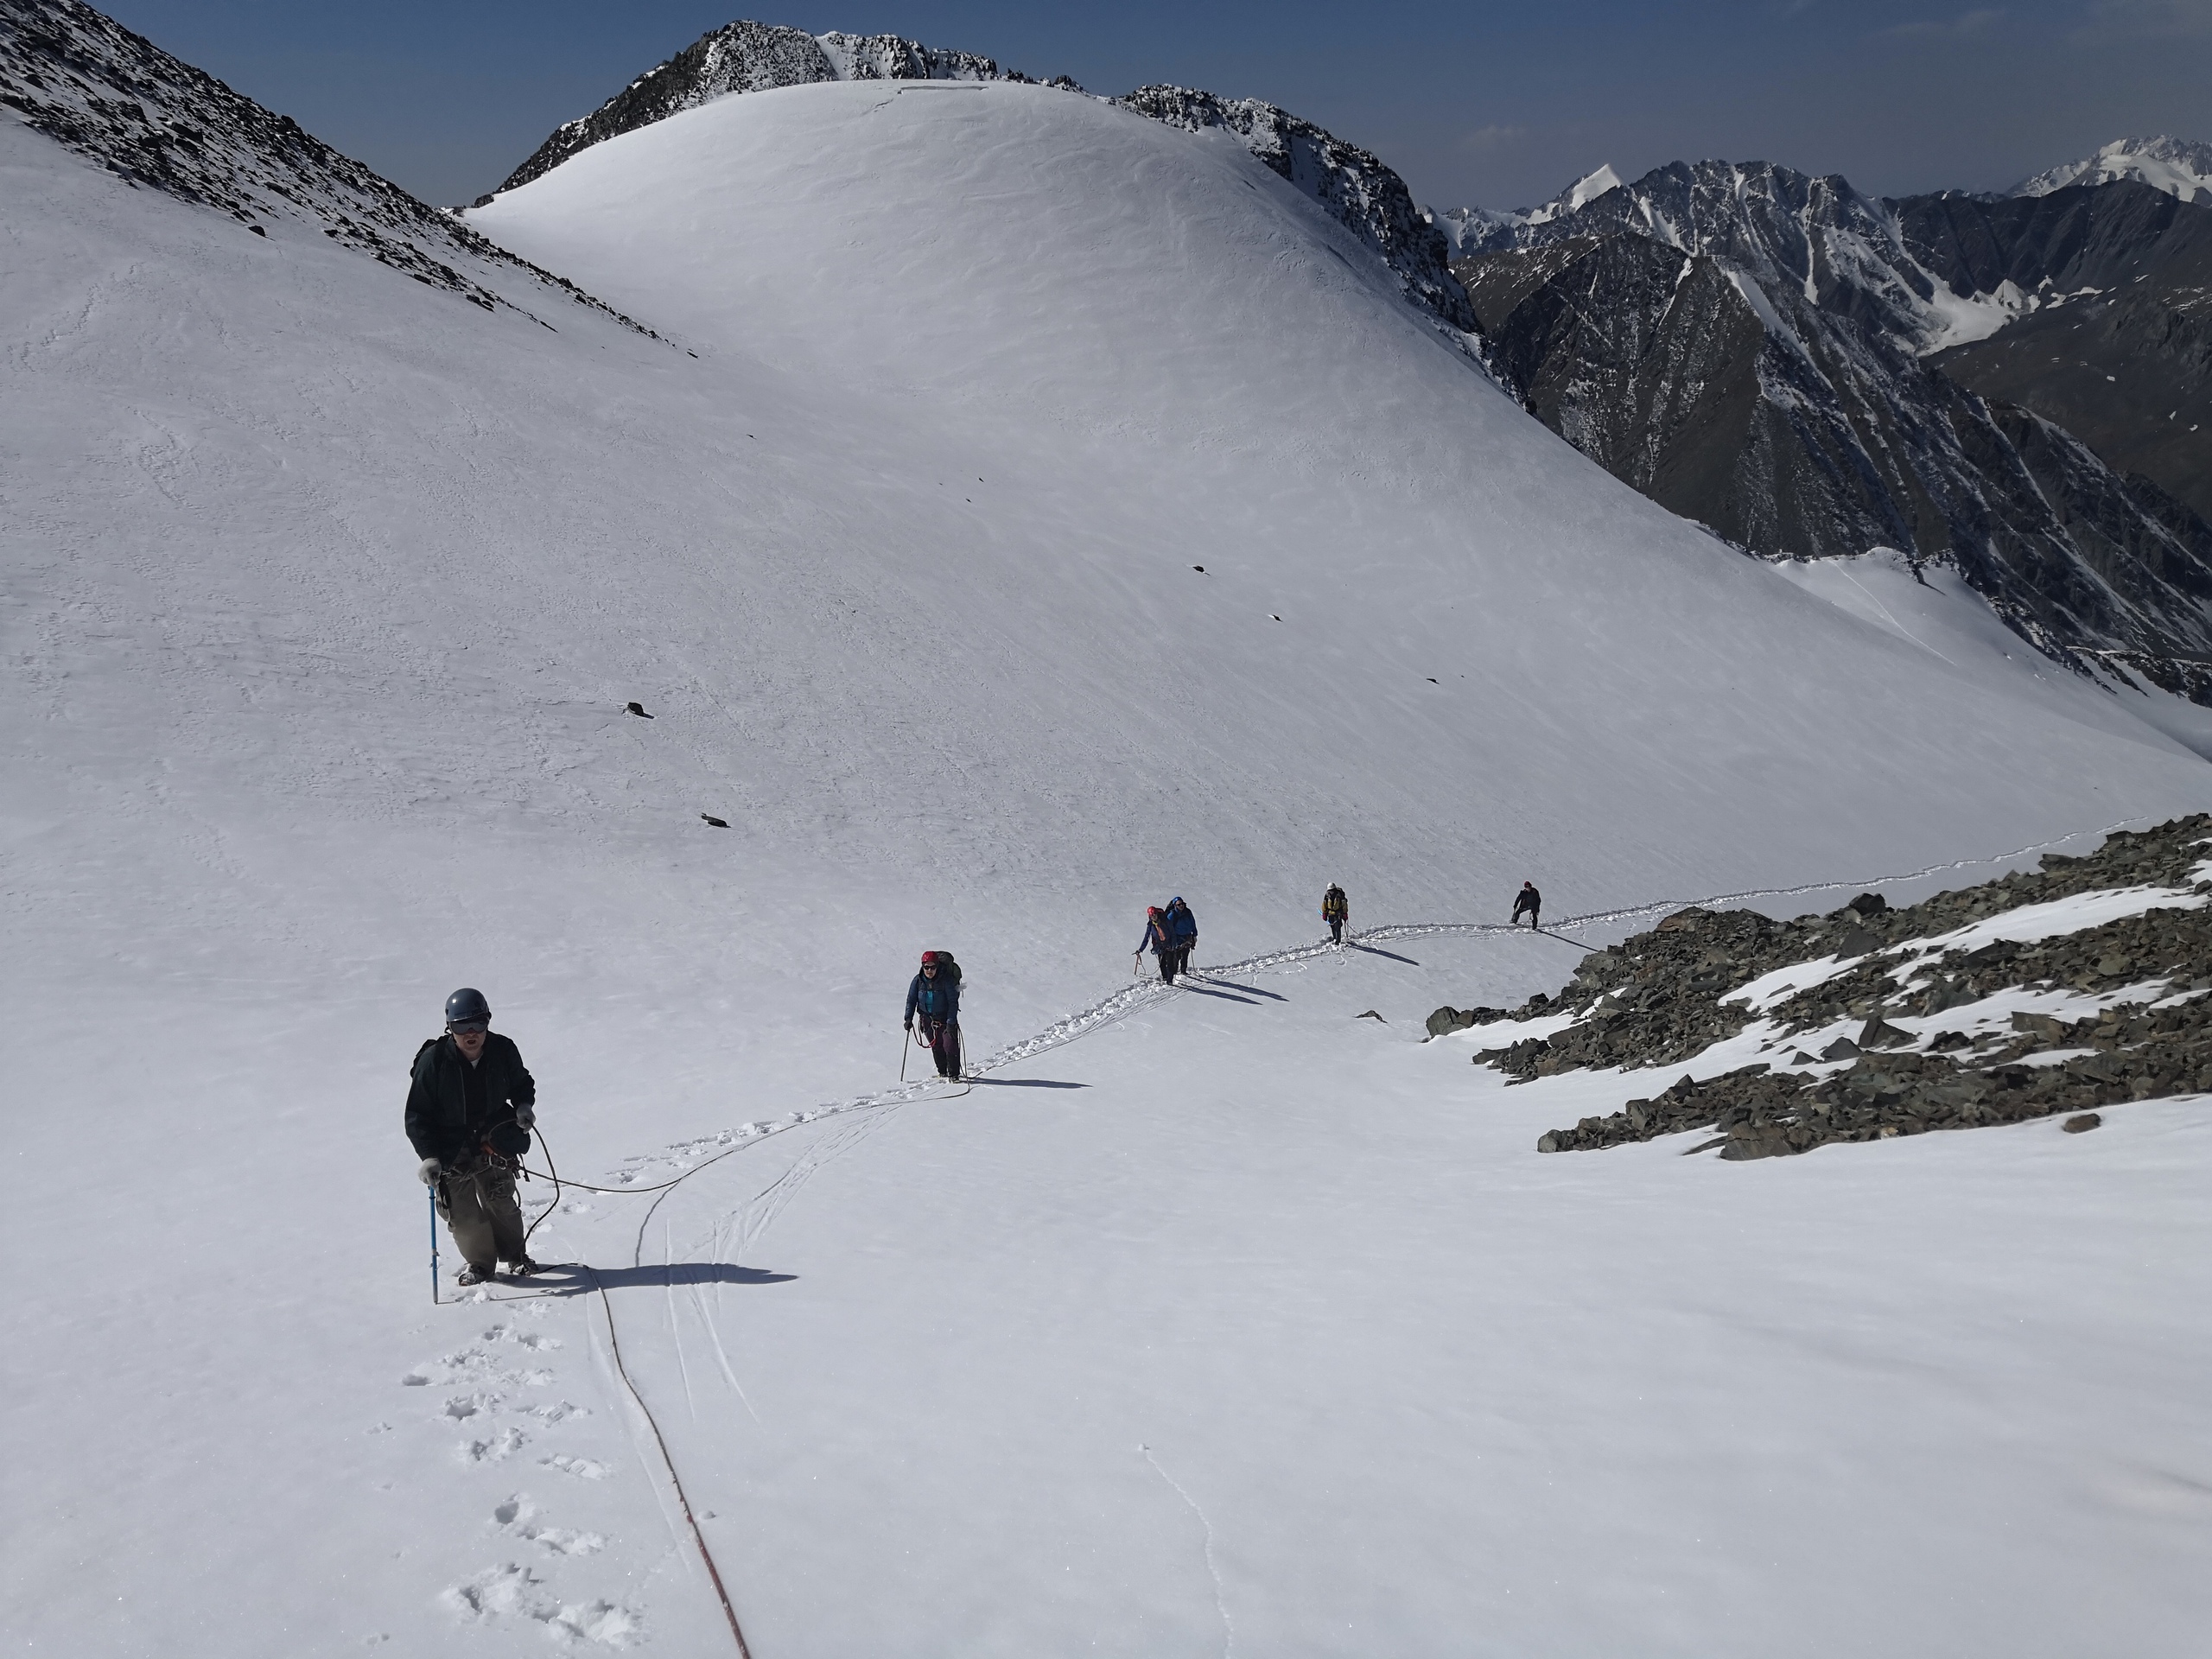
[5, 81, 2211, 1656]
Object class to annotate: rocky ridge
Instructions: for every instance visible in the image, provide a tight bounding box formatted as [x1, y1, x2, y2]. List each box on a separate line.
[0, 0, 652, 334]
[1445, 160, 2212, 696]
[492, 20, 1060, 197]
[1433, 816, 2212, 1159]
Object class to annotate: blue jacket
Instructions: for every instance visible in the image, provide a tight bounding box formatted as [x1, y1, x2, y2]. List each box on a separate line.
[1136, 914, 1173, 956]
[906, 970, 960, 1024]
[1166, 899, 1198, 944]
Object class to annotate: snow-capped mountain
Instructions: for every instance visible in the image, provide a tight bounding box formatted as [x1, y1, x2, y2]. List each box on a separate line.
[0, 0, 649, 332]
[2016, 135, 2212, 205]
[489, 22, 1475, 338]
[1446, 157, 2212, 693]
[1432, 165, 1624, 256]
[493, 18, 1062, 194]
[10, 5, 2212, 1654]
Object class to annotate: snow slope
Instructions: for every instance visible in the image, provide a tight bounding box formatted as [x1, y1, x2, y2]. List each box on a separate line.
[6, 66, 2212, 1657]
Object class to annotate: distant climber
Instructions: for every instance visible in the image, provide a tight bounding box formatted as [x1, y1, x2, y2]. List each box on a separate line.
[1322, 883, 1348, 944]
[1136, 906, 1179, 983]
[1165, 897, 1198, 977]
[1512, 882, 1541, 928]
[406, 988, 542, 1287]
[904, 950, 963, 1078]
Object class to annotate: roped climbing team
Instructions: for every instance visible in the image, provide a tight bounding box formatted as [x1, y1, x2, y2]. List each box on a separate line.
[411, 880, 1570, 1287]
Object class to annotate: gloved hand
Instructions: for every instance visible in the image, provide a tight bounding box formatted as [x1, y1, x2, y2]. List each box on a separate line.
[418, 1157, 442, 1187]
[514, 1106, 535, 1130]
[903, 1020, 912, 1032]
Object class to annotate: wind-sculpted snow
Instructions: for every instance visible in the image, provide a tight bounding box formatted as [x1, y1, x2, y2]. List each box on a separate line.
[1117, 85, 1478, 334]
[493, 18, 1044, 195]
[0, 0, 652, 333]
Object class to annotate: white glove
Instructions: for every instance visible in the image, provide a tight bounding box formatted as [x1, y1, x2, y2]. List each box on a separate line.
[418, 1158, 442, 1187]
[514, 1106, 535, 1130]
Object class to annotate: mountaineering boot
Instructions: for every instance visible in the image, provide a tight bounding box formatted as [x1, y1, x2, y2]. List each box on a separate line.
[455, 1265, 494, 1287]
[506, 1256, 543, 1278]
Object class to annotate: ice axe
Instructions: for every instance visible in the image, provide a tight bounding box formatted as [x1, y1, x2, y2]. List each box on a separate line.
[428, 1185, 440, 1305]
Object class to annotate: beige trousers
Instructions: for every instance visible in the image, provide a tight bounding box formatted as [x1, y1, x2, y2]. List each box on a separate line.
[437, 1160, 525, 1273]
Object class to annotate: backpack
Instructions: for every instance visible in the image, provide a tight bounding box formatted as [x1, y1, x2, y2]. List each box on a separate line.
[929, 952, 963, 985]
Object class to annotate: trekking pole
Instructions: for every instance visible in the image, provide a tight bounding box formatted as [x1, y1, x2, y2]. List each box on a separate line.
[429, 1185, 440, 1305]
[899, 1027, 910, 1083]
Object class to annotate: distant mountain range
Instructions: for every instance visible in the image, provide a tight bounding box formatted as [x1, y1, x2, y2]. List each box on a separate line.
[1446, 160, 2212, 695]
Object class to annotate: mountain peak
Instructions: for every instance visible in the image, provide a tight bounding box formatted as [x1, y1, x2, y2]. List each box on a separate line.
[493, 20, 1064, 196]
[2013, 136, 2212, 205]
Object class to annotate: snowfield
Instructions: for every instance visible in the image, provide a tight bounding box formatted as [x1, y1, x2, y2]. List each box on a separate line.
[5, 70, 2211, 1657]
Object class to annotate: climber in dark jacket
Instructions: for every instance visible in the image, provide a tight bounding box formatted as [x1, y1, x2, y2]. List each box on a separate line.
[1164, 897, 1198, 977]
[1512, 882, 1541, 928]
[904, 950, 963, 1078]
[406, 987, 540, 1286]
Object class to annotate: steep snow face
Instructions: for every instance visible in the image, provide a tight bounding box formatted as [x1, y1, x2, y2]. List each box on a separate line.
[2017, 136, 2212, 205]
[494, 17, 1031, 194]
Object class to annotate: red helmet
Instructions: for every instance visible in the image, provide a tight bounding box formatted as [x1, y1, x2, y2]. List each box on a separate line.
[920, 950, 940, 964]
[1147, 906, 1161, 916]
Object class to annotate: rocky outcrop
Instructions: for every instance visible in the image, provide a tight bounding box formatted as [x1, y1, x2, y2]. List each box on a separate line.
[493, 19, 1047, 196]
[1459, 815, 2212, 1160]
[1447, 161, 2212, 693]
[1116, 86, 1477, 334]
[0, 0, 651, 332]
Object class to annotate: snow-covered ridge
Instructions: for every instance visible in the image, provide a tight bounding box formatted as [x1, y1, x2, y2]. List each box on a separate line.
[493, 18, 1074, 196]
[1113, 85, 1477, 333]
[0, 0, 652, 333]
[2015, 135, 2212, 206]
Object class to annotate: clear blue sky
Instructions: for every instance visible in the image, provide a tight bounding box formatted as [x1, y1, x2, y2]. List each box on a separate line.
[95, 1, 2212, 208]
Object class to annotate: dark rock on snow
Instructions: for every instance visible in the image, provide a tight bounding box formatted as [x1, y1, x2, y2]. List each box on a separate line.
[1461, 815, 2212, 1160]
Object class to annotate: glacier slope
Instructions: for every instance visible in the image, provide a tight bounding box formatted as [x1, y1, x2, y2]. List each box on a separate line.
[4, 77, 2211, 1656]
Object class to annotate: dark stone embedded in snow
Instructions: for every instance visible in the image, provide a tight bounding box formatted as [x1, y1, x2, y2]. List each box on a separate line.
[1858, 1016, 1914, 1050]
[1356, 1010, 1385, 1022]
[700, 814, 729, 829]
[626, 702, 652, 717]
[1475, 815, 2212, 1160]
[1427, 1005, 1505, 1037]
[1848, 893, 1890, 915]
[2063, 1113, 2103, 1133]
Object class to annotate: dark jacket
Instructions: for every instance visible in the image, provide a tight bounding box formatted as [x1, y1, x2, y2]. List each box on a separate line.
[405, 1032, 536, 1162]
[1166, 899, 1198, 944]
[906, 969, 961, 1025]
[1513, 886, 1541, 916]
[1136, 914, 1173, 956]
[1322, 887, 1347, 920]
